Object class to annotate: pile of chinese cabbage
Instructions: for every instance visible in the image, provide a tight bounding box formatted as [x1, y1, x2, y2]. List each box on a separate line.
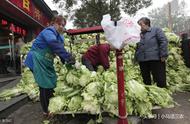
[0, 29, 190, 118]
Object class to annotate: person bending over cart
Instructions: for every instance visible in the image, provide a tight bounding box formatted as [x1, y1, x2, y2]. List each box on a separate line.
[82, 43, 114, 71]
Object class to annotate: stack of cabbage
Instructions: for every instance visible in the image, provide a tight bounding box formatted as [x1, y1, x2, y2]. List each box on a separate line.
[0, 29, 189, 118]
[163, 28, 190, 92]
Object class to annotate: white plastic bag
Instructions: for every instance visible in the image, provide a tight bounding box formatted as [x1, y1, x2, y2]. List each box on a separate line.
[101, 14, 140, 49]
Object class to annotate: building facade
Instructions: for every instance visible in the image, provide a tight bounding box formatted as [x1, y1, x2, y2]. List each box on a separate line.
[0, 0, 55, 76]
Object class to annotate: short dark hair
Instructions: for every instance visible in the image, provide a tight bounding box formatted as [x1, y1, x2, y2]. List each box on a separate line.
[50, 15, 66, 26]
[137, 17, 151, 27]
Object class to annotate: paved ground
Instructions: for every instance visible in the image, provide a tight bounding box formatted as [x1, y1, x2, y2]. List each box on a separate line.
[0, 92, 189, 124]
[143, 92, 190, 124]
[5, 102, 122, 124]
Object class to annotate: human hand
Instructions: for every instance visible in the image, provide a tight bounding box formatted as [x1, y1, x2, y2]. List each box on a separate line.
[161, 57, 166, 62]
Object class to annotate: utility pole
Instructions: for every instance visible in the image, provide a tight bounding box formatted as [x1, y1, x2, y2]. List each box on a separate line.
[168, 2, 172, 31]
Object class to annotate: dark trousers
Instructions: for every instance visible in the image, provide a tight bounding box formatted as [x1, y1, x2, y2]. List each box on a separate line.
[81, 56, 96, 71]
[39, 87, 54, 113]
[139, 60, 166, 88]
[16, 55, 21, 74]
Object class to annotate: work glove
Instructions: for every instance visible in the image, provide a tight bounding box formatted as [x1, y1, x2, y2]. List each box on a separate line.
[74, 61, 81, 69]
[67, 55, 76, 65]
[60, 58, 65, 64]
[65, 55, 76, 70]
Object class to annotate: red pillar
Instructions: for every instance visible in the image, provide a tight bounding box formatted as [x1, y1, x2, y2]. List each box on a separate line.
[116, 50, 128, 124]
